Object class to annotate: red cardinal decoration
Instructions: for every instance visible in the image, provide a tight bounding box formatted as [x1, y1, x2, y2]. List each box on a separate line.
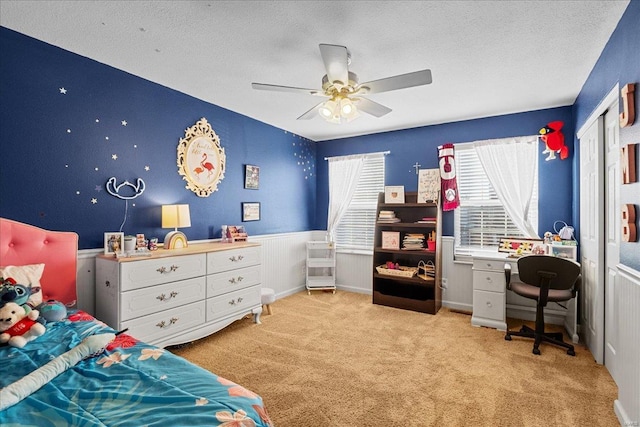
[539, 121, 568, 161]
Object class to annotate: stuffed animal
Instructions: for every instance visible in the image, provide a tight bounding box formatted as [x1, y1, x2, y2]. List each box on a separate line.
[0, 301, 46, 348]
[38, 300, 67, 323]
[539, 121, 568, 161]
[1, 278, 41, 308]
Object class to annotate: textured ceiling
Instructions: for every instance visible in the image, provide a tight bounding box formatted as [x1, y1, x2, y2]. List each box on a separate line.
[0, 0, 630, 141]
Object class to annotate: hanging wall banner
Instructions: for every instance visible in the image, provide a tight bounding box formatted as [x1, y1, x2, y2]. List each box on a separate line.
[438, 143, 460, 211]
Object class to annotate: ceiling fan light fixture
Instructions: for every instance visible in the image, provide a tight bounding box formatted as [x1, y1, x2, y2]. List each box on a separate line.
[319, 99, 338, 119]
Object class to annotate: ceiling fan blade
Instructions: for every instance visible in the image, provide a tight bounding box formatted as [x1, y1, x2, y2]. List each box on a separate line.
[252, 82, 323, 96]
[359, 69, 432, 94]
[356, 97, 392, 118]
[319, 44, 349, 85]
[297, 102, 323, 120]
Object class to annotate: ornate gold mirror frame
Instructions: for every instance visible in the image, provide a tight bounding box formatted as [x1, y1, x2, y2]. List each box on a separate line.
[177, 117, 226, 197]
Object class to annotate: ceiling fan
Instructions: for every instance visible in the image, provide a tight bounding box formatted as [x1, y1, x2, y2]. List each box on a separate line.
[251, 44, 433, 124]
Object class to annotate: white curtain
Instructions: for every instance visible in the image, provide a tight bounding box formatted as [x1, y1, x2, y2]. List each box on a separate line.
[473, 136, 539, 238]
[326, 155, 365, 242]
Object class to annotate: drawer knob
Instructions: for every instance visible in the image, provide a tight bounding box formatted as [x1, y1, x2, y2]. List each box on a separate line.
[486, 277, 492, 281]
[170, 265, 179, 272]
[156, 266, 167, 274]
[229, 255, 245, 262]
[237, 297, 243, 303]
[229, 278, 236, 284]
[105, 280, 111, 287]
[237, 276, 244, 282]
[229, 299, 236, 305]
[157, 293, 167, 301]
[486, 301, 492, 308]
[169, 317, 178, 324]
[156, 320, 166, 328]
[170, 291, 179, 298]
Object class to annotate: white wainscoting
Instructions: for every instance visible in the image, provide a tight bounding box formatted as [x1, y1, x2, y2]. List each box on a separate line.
[614, 264, 640, 427]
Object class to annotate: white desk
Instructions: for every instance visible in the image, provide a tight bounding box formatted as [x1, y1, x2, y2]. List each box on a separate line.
[470, 253, 579, 343]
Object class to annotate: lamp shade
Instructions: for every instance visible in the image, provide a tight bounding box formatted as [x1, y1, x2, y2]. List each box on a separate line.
[162, 204, 191, 230]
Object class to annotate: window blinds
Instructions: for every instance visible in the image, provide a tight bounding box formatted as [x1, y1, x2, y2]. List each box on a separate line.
[455, 144, 538, 254]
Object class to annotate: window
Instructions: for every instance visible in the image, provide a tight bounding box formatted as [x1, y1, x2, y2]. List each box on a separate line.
[334, 154, 385, 251]
[454, 143, 538, 255]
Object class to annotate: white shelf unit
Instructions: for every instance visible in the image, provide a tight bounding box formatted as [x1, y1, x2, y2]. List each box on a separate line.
[306, 241, 336, 294]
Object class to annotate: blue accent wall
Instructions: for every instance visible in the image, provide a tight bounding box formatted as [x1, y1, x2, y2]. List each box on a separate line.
[315, 106, 575, 238]
[0, 28, 316, 249]
[572, 0, 639, 270]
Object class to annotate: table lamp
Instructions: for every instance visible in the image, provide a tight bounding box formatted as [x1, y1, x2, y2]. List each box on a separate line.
[162, 204, 191, 249]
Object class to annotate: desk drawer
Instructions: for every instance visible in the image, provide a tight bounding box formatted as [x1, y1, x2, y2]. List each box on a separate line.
[473, 259, 507, 272]
[206, 265, 261, 298]
[120, 276, 206, 321]
[120, 254, 206, 291]
[473, 270, 505, 293]
[122, 300, 205, 344]
[473, 290, 505, 322]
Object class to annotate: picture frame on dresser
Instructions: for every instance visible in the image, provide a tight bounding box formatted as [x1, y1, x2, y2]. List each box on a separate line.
[104, 232, 124, 256]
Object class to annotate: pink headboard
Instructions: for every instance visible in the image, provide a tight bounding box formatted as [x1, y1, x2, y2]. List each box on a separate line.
[0, 218, 79, 306]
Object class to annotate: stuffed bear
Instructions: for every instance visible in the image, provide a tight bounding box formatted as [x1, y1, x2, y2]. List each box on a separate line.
[0, 301, 46, 348]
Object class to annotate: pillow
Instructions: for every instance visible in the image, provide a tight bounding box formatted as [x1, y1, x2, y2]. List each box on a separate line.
[0, 264, 45, 307]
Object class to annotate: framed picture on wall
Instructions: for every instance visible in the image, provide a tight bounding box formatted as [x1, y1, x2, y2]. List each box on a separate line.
[242, 202, 260, 221]
[104, 232, 124, 256]
[244, 164, 260, 189]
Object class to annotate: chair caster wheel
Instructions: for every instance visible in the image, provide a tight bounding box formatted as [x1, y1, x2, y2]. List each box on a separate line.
[504, 334, 512, 341]
[567, 349, 575, 356]
[533, 348, 541, 355]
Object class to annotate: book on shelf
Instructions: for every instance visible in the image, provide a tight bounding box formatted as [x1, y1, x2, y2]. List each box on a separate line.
[378, 210, 401, 223]
[402, 233, 425, 250]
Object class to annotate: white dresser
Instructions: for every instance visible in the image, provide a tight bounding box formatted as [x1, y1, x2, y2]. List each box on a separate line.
[96, 242, 262, 348]
[471, 255, 511, 331]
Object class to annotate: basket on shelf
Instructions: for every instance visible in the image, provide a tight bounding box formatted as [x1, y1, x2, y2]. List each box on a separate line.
[376, 264, 417, 278]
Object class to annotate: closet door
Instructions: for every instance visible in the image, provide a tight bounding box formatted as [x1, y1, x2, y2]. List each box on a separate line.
[579, 116, 604, 364]
[604, 103, 620, 381]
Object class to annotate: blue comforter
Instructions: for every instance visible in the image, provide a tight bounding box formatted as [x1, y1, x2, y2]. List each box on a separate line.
[0, 311, 272, 426]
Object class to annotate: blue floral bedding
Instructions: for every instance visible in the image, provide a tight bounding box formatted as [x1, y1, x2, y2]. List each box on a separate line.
[0, 311, 272, 427]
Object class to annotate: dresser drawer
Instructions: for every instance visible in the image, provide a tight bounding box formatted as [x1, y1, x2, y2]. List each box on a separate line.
[120, 254, 206, 291]
[473, 258, 507, 272]
[206, 265, 261, 298]
[472, 290, 505, 322]
[122, 300, 206, 344]
[472, 270, 506, 293]
[207, 246, 260, 274]
[206, 285, 261, 322]
[120, 276, 206, 322]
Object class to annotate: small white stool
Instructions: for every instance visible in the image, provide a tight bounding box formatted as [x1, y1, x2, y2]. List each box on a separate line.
[261, 287, 276, 315]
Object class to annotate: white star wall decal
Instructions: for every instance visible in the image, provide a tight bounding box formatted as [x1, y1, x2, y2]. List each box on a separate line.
[91, 198, 97, 204]
[121, 120, 127, 126]
[112, 154, 118, 160]
[59, 87, 67, 94]
[144, 166, 150, 171]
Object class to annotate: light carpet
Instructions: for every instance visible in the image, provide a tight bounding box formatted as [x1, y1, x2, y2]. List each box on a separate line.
[171, 291, 618, 426]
